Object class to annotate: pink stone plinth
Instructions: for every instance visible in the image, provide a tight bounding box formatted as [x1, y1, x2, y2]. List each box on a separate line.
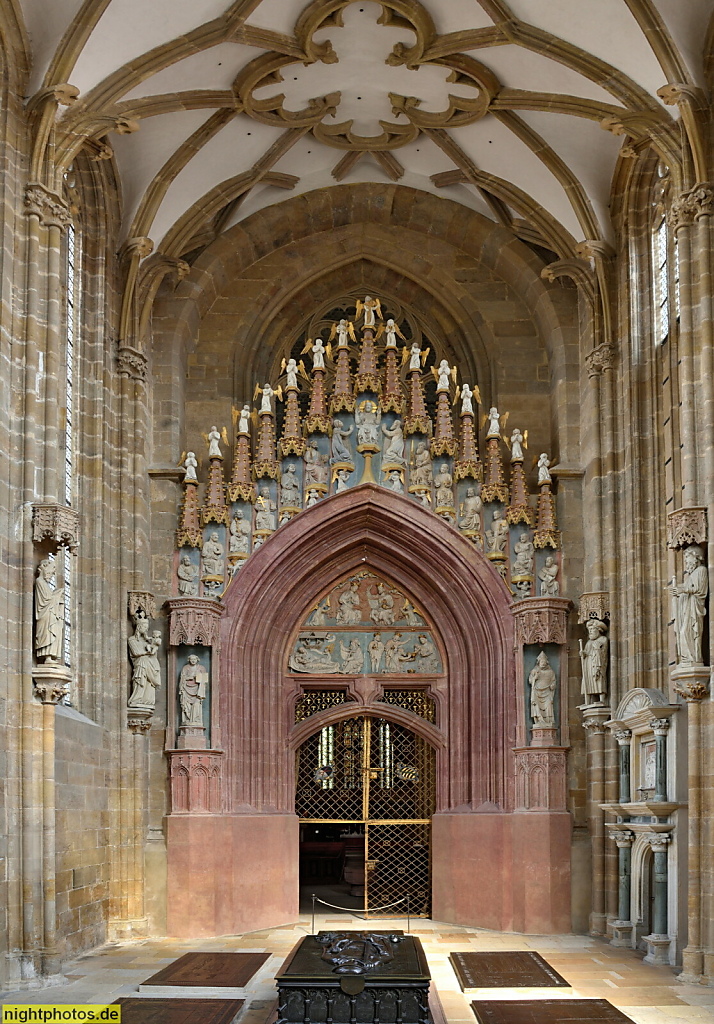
[166, 813, 298, 937]
[432, 811, 571, 934]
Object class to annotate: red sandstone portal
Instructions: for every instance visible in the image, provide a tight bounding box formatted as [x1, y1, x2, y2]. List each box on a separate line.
[165, 485, 571, 937]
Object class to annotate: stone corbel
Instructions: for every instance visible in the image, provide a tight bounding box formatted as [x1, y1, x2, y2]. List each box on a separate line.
[33, 664, 71, 704]
[116, 345, 148, 382]
[585, 343, 616, 378]
[32, 502, 80, 552]
[167, 597, 225, 649]
[511, 596, 571, 645]
[578, 592, 610, 623]
[127, 709, 153, 734]
[672, 666, 710, 703]
[667, 507, 707, 549]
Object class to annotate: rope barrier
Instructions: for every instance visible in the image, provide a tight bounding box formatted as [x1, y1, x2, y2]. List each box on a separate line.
[310, 892, 411, 935]
[313, 896, 406, 912]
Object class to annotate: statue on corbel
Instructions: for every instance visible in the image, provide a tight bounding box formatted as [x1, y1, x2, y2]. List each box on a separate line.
[126, 592, 160, 732]
[578, 593, 611, 707]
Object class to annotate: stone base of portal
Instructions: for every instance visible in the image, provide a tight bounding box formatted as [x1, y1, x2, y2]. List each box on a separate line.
[165, 813, 299, 937]
[431, 810, 572, 934]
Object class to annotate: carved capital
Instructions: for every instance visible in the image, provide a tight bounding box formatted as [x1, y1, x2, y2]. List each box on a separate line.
[672, 664, 710, 702]
[670, 185, 714, 231]
[586, 343, 616, 378]
[667, 506, 707, 549]
[609, 829, 634, 848]
[128, 591, 156, 621]
[33, 665, 71, 704]
[645, 833, 671, 853]
[32, 502, 80, 552]
[578, 592, 610, 623]
[167, 597, 225, 648]
[117, 345, 148, 381]
[582, 718, 607, 734]
[24, 182, 72, 228]
[650, 718, 670, 735]
[511, 596, 571, 645]
[127, 708, 153, 734]
[614, 729, 632, 745]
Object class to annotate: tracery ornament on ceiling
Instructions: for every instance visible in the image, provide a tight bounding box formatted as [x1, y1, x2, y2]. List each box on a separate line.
[235, 0, 495, 150]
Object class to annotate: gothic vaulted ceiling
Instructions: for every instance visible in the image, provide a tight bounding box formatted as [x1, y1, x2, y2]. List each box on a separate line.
[18, 0, 714, 259]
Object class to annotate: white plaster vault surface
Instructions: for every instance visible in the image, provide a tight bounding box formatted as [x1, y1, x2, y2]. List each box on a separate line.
[17, 0, 713, 252]
[2, 917, 714, 1023]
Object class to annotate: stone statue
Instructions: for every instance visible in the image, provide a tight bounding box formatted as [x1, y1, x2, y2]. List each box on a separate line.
[177, 554, 199, 596]
[255, 487, 276, 531]
[486, 509, 509, 554]
[238, 405, 251, 434]
[335, 468, 351, 492]
[537, 453, 552, 484]
[201, 531, 224, 577]
[333, 319, 353, 348]
[258, 383, 277, 415]
[528, 650, 556, 727]
[228, 511, 251, 553]
[539, 555, 560, 596]
[306, 489, 320, 507]
[356, 400, 380, 446]
[367, 582, 396, 626]
[384, 632, 408, 672]
[381, 419, 405, 464]
[510, 428, 525, 462]
[412, 634, 439, 673]
[207, 425, 222, 459]
[436, 359, 453, 391]
[312, 339, 326, 370]
[387, 470, 404, 493]
[337, 581, 362, 625]
[368, 632, 384, 672]
[280, 464, 301, 507]
[384, 319, 404, 348]
[356, 295, 382, 327]
[289, 634, 338, 673]
[433, 463, 453, 507]
[487, 407, 501, 437]
[331, 419, 354, 462]
[178, 654, 208, 727]
[459, 487, 482, 531]
[579, 618, 609, 703]
[401, 600, 422, 625]
[304, 441, 328, 487]
[127, 614, 161, 709]
[512, 533, 534, 575]
[460, 383, 474, 416]
[309, 598, 331, 626]
[285, 358, 299, 389]
[411, 441, 432, 489]
[183, 451, 198, 482]
[340, 637, 364, 675]
[671, 544, 708, 665]
[34, 558, 64, 663]
[409, 343, 423, 371]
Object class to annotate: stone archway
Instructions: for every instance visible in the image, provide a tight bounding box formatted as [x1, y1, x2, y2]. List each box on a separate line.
[165, 484, 570, 937]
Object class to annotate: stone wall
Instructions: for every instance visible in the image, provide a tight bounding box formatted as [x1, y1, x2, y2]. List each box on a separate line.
[55, 705, 110, 958]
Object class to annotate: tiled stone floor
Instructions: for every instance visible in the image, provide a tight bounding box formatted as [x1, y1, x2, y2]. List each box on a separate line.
[3, 914, 714, 1024]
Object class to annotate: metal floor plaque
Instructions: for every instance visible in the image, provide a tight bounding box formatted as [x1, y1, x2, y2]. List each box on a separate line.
[141, 952, 270, 991]
[450, 951, 569, 990]
[470, 999, 635, 1023]
[112, 998, 244, 1024]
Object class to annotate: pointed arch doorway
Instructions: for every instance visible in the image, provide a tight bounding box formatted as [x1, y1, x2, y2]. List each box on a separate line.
[297, 712, 437, 917]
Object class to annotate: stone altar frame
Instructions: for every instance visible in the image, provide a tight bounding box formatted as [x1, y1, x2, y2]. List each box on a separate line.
[165, 485, 572, 936]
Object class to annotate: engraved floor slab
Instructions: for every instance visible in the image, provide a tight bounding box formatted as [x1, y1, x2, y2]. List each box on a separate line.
[450, 952, 569, 991]
[113, 998, 244, 1024]
[139, 953, 272, 997]
[470, 998, 635, 1023]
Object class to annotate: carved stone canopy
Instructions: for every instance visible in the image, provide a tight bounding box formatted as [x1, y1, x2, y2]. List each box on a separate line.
[511, 596, 571, 645]
[578, 591, 610, 623]
[32, 503, 80, 552]
[667, 506, 707, 549]
[168, 597, 225, 648]
[128, 591, 156, 621]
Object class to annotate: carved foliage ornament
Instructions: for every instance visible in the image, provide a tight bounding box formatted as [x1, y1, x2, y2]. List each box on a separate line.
[669, 184, 714, 230]
[585, 343, 616, 378]
[32, 503, 80, 552]
[233, 0, 496, 150]
[24, 183, 72, 228]
[117, 345, 148, 381]
[667, 507, 707, 549]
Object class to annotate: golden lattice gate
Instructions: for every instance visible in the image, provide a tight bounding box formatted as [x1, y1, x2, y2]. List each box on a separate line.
[296, 715, 436, 916]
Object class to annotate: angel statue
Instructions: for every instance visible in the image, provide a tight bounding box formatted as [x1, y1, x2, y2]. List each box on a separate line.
[329, 319, 355, 348]
[384, 318, 405, 349]
[280, 356, 305, 389]
[432, 359, 456, 392]
[355, 295, 382, 327]
[183, 451, 198, 483]
[486, 407, 503, 438]
[459, 383, 479, 416]
[207, 425, 224, 459]
[238, 404, 251, 434]
[509, 428, 527, 462]
[254, 382, 282, 415]
[537, 452, 552, 484]
[405, 342, 429, 372]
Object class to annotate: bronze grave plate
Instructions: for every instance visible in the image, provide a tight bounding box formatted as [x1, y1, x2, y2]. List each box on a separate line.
[113, 998, 244, 1024]
[470, 999, 634, 1023]
[143, 952, 270, 988]
[450, 952, 569, 990]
